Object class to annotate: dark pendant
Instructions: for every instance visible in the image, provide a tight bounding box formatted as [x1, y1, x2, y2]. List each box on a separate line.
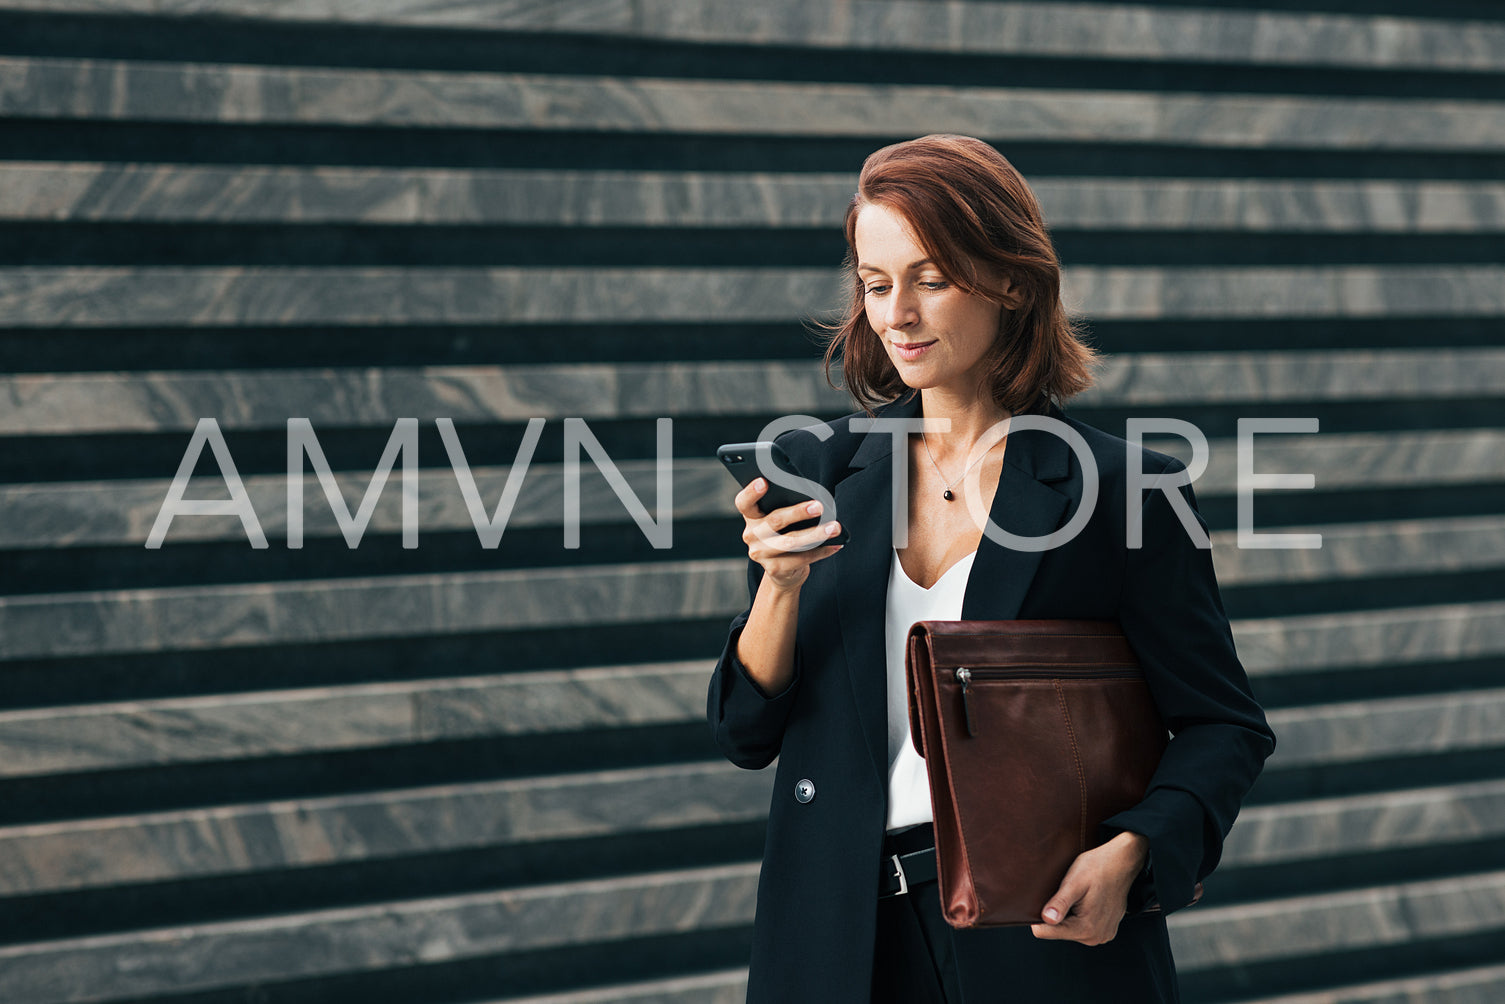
[943, 489, 955, 501]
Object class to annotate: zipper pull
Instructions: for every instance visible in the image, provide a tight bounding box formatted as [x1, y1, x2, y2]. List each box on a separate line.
[956, 667, 977, 737]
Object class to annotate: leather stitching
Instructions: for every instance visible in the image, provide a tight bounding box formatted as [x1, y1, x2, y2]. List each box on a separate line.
[1055, 680, 1088, 852]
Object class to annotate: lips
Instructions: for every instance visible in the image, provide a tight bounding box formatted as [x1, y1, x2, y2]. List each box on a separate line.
[893, 340, 936, 360]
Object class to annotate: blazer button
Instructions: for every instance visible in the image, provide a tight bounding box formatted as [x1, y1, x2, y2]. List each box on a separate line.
[794, 778, 815, 803]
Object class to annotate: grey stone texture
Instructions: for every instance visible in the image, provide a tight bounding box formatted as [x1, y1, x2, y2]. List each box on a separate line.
[6, 56, 1505, 149]
[1, 0, 1502, 1000]
[1247, 963, 1505, 1004]
[0, 761, 772, 895]
[6, 165, 1503, 232]
[1167, 871, 1505, 972]
[0, 663, 715, 777]
[0, 864, 762, 1003]
[2, 0, 1502, 71]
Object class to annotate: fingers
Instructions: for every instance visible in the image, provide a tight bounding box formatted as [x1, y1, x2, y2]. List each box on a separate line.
[732, 478, 768, 518]
[1032, 869, 1086, 937]
[1040, 880, 1082, 928]
[1030, 863, 1124, 946]
[736, 480, 843, 556]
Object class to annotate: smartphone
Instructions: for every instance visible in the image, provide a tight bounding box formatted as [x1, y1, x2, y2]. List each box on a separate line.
[717, 441, 850, 547]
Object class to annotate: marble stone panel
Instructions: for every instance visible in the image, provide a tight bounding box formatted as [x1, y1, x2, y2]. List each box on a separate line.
[0, 267, 845, 328]
[9, 347, 1499, 436]
[1059, 265, 1505, 321]
[0, 862, 762, 1003]
[7, 166, 1503, 233]
[1167, 870, 1505, 972]
[1250, 961, 1505, 1004]
[1233, 600, 1505, 676]
[1078, 348, 1505, 407]
[0, 459, 736, 548]
[0, 164, 858, 227]
[1224, 778, 1505, 867]
[1265, 688, 1505, 768]
[0, 0, 1499, 73]
[3, 265, 1503, 330]
[0, 661, 711, 777]
[5, 57, 1504, 150]
[0, 558, 749, 659]
[1032, 178, 1505, 233]
[1208, 515, 1505, 587]
[1144, 429, 1505, 497]
[0, 761, 772, 895]
[0, 360, 849, 434]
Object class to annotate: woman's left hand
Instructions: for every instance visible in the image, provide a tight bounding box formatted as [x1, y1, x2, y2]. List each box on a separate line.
[1030, 830, 1151, 946]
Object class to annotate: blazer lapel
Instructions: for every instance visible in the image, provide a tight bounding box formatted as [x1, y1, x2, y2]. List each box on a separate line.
[835, 391, 1076, 784]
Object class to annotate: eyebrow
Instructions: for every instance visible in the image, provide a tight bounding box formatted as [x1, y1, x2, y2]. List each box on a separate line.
[856, 258, 933, 274]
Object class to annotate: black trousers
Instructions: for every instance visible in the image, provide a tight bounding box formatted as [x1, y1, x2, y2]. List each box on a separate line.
[869, 823, 1182, 1004]
[870, 824, 963, 1004]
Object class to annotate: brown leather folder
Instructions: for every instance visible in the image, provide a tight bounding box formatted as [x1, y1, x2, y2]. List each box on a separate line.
[905, 619, 1170, 929]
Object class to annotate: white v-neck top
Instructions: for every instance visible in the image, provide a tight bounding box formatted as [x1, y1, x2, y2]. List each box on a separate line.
[883, 545, 978, 832]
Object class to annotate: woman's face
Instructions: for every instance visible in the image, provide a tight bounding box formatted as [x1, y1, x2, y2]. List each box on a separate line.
[854, 202, 1016, 398]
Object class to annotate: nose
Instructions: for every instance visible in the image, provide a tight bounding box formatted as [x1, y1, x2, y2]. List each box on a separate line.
[882, 285, 919, 333]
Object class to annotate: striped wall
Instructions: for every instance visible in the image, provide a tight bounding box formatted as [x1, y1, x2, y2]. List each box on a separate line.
[0, 1, 1502, 1001]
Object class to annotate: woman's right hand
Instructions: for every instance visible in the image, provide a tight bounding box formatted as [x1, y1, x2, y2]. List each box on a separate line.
[735, 478, 844, 593]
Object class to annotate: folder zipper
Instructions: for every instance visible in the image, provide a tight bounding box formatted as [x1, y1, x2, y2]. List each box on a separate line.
[953, 665, 1139, 737]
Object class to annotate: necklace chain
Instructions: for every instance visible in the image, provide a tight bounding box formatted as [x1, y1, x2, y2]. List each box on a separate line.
[921, 427, 1006, 502]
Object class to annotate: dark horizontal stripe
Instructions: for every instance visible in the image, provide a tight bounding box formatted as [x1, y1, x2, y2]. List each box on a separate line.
[2, 318, 1499, 376]
[1211, 836, 1505, 911]
[6, 123, 1504, 179]
[0, 414, 839, 483]
[0, 721, 719, 826]
[101, 928, 754, 1004]
[1073, 397, 1505, 444]
[1250, 747, 1505, 808]
[1193, 483, 1505, 539]
[1220, 569, 1505, 622]
[1253, 655, 1505, 712]
[0, 520, 745, 595]
[1180, 928, 1505, 1004]
[1078, 0, 1505, 21]
[0, 11, 1500, 95]
[0, 616, 733, 711]
[0, 323, 832, 373]
[6, 223, 1501, 267]
[4, 223, 852, 268]
[0, 819, 765, 946]
[1082, 316, 1505, 354]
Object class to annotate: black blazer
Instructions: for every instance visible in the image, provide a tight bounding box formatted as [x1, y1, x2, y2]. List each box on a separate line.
[707, 390, 1275, 1004]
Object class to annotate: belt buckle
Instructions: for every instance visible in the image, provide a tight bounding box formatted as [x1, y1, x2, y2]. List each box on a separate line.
[890, 853, 909, 896]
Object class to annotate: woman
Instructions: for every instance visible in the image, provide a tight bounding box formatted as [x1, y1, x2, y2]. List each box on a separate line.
[706, 134, 1275, 1003]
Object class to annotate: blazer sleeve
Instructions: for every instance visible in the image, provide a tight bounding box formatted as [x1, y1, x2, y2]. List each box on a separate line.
[1101, 457, 1277, 914]
[705, 554, 805, 770]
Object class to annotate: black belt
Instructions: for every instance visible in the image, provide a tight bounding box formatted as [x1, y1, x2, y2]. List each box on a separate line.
[879, 823, 939, 898]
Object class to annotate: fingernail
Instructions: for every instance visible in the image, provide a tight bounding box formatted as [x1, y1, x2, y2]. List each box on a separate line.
[755, 479, 766, 492]
[1043, 908, 1060, 922]
[825, 522, 839, 536]
[807, 501, 822, 515]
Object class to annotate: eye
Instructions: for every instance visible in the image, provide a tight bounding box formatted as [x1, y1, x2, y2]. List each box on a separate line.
[863, 284, 891, 296]
[920, 280, 950, 290]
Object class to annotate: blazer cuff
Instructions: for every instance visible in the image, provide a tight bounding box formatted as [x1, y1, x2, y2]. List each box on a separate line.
[708, 618, 803, 770]
[1101, 787, 1207, 915]
[730, 623, 800, 702]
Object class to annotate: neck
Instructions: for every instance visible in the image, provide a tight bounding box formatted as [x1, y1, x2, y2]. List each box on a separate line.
[917, 387, 1012, 461]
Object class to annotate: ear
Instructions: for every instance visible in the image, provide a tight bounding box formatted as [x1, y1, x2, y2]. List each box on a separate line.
[999, 275, 1027, 311]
